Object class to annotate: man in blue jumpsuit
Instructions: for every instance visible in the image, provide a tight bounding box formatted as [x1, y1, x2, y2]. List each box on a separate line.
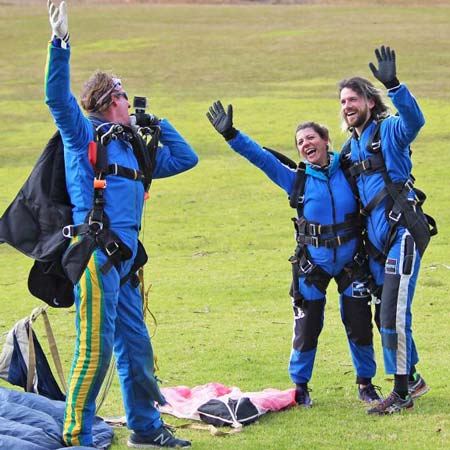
[207, 101, 381, 408]
[46, 1, 197, 447]
[339, 45, 429, 415]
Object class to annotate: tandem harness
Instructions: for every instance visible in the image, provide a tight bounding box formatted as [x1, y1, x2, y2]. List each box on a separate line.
[341, 119, 437, 264]
[56, 121, 158, 303]
[60, 122, 157, 287]
[287, 161, 367, 308]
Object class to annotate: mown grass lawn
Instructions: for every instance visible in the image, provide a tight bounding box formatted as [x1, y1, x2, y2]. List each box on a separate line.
[1, 2, 449, 449]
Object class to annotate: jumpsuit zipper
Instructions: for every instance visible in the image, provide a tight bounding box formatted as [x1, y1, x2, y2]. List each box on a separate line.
[326, 177, 338, 264]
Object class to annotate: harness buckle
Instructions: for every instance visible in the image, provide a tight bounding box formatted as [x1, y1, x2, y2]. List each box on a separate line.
[62, 225, 75, 238]
[94, 178, 107, 189]
[88, 217, 104, 233]
[361, 159, 372, 171]
[298, 195, 305, 204]
[371, 140, 381, 152]
[308, 236, 319, 248]
[308, 223, 321, 236]
[405, 178, 414, 191]
[353, 251, 367, 267]
[388, 210, 402, 223]
[105, 241, 120, 257]
[299, 259, 314, 274]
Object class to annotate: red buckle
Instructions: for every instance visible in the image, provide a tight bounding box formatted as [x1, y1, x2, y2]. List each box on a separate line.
[88, 141, 97, 167]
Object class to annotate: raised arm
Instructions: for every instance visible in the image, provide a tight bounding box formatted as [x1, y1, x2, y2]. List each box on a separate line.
[206, 100, 295, 195]
[369, 45, 424, 148]
[45, 1, 93, 151]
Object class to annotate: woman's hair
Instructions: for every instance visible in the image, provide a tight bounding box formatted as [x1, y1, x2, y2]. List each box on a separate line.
[294, 121, 330, 148]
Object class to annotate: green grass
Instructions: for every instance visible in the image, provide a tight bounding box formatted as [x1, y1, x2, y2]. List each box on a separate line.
[1, 2, 450, 449]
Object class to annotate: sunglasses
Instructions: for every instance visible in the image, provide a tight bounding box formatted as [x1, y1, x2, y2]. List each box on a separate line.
[114, 91, 128, 101]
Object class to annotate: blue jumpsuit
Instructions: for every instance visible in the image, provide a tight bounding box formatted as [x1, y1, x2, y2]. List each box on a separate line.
[228, 131, 376, 386]
[45, 40, 198, 446]
[344, 84, 425, 376]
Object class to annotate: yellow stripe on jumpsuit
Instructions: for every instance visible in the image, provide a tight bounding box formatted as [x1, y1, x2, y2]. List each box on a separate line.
[63, 245, 165, 446]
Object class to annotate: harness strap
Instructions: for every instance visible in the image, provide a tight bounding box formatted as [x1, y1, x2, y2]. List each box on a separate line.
[360, 186, 389, 216]
[296, 230, 358, 249]
[289, 162, 307, 212]
[293, 213, 360, 236]
[364, 237, 387, 265]
[106, 163, 144, 182]
[289, 245, 332, 296]
[333, 244, 369, 294]
[348, 152, 385, 177]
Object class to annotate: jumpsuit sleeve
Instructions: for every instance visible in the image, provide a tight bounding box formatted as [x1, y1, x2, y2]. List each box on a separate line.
[385, 84, 425, 151]
[152, 119, 199, 179]
[44, 40, 93, 151]
[227, 131, 296, 195]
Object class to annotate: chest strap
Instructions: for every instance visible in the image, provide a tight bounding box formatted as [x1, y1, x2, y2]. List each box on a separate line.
[347, 151, 386, 178]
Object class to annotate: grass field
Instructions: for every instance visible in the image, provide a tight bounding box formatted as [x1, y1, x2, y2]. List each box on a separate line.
[1, 2, 449, 449]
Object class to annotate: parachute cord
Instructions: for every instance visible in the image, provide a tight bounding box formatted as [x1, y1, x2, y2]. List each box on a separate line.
[138, 200, 159, 372]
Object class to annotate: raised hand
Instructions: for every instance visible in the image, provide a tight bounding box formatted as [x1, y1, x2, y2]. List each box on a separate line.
[206, 100, 237, 141]
[368, 45, 400, 89]
[47, 0, 69, 43]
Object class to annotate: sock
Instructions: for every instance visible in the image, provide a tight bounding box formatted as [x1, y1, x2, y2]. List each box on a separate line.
[394, 375, 409, 399]
[356, 377, 371, 386]
[409, 365, 417, 382]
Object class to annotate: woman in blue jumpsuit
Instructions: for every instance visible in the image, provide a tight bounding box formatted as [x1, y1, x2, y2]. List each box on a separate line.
[207, 101, 380, 407]
[339, 45, 429, 415]
[46, 2, 197, 447]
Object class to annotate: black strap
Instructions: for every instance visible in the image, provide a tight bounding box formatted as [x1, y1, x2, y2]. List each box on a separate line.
[360, 186, 389, 216]
[289, 162, 307, 212]
[93, 122, 157, 191]
[129, 127, 159, 192]
[334, 246, 368, 294]
[264, 146, 297, 170]
[293, 213, 360, 237]
[289, 245, 332, 295]
[296, 230, 359, 249]
[106, 163, 145, 182]
[348, 152, 386, 178]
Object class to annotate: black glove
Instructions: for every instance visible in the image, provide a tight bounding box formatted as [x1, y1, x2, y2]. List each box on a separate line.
[368, 45, 400, 89]
[206, 100, 237, 141]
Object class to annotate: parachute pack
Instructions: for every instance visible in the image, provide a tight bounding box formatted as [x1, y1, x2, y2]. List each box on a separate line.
[0, 123, 159, 308]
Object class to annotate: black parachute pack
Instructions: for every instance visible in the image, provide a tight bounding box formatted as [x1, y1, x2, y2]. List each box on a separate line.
[0, 123, 159, 308]
[341, 118, 438, 262]
[198, 397, 260, 427]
